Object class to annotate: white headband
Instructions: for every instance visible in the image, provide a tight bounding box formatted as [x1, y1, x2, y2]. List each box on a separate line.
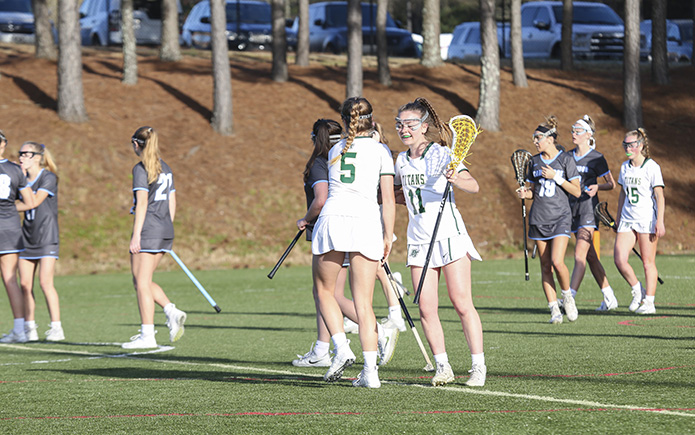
[575, 117, 593, 134]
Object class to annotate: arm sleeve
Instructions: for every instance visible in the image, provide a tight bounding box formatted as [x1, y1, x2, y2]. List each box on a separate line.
[650, 161, 665, 188]
[379, 143, 395, 176]
[596, 155, 610, 179]
[38, 172, 58, 196]
[564, 154, 580, 181]
[132, 164, 149, 191]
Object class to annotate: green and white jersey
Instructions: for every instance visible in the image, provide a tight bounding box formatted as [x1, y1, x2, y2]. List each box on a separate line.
[320, 137, 395, 221]
[22, 169, 59, 248]
[394, 143, 468, 245]
[618, 158, 664, 224]
[132, 160, 175, 240]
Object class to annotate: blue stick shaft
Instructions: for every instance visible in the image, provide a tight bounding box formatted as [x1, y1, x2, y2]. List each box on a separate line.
[169, 251, 221, 312]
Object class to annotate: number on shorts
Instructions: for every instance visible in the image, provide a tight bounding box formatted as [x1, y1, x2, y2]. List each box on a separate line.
[408, 188, 426, 215]
[340, 152, 356, 184]
[154, 172, 173, 201]
[0, 174, 11, 199]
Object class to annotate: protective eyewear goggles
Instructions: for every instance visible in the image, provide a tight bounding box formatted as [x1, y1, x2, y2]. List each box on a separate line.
[18, 151, 43, 158]
[395, 112, 428, 132]
[622, 140, 641, 149]
[132, 137, 146, 146]
[570, 127, 587, 135]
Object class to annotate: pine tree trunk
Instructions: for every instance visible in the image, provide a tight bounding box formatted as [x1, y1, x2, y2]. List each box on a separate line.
[210, 0, 233, 135]
[377, 0, 391, 86]
[32, 0, 57, 60]
[271, 0, 288, 82]
[651, 0, 669, 85]
[57, 0, 87, 123]
[160, 0, 181, 61]
[346, 0, 363, 98]
[477, 0, 500, 132]
[623, 0, 643, 129]
[510, 0, 527, 87]
[295, 0, 309, 66]
[560, 0, 573, 70]
[122, 0, 138, 85]
[421, 0, 442, 67]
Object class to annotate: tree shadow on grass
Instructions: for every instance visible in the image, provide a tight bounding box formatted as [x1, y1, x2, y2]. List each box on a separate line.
[3, 73, 56, 110]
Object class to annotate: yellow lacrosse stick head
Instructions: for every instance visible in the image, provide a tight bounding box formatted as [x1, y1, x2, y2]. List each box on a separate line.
[447, 115, 482, 171]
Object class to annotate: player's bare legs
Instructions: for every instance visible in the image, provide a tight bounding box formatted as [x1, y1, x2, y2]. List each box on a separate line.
[443, 256, 483, 356]
[314, 251, 347, 336]
[412, 266, 445, 354]
[637, 232, 659, 297]
[614, 230, 639, 287]
[348, 253, 379, 353]
[131, 252, 164, 325]
[1, 253, 23, 319]
[37, 257, 60, 322]
[19, 259, 38, 321]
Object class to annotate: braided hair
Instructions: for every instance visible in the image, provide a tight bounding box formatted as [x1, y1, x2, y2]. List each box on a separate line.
[627, 127, 650, 159]
[304, 119, 342, 183]
[397, 97, 452, 148]
[132, 126, 162, 184]
[329, 97, 373, 166]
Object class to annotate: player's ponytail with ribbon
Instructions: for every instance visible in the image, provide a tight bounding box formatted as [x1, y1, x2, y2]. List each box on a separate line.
[133, 126, 162, 184]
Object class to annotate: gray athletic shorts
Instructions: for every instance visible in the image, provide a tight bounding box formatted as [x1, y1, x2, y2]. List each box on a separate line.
[529, 222, 572, 241]
[0, 229, 24, 254]
[139, 238, 173, 253]
[571, 198, 598, 232]
[20, 244, 59, 260]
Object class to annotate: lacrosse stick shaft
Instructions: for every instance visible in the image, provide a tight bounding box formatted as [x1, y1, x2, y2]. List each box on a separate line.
[382, 262, 433, 371]
[169, 251, 221, 313]
[267, 229, 305, 279]
[413, 181, 452, 305]
[522, 199, 529, 281]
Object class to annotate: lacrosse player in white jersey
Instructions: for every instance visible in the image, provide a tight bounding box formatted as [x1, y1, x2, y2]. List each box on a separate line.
[0, 131, 36, 343]
[517, 116, 581, 324]
[394, 98, 486, 387]
[122, 127, 186, 350]
[16, 142, 64, 341]
[311, 97, 396, 388]
[567, 115, 618, 312]
[614, 128, 665, 315]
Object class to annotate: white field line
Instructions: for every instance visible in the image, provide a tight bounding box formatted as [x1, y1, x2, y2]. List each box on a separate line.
[3, 343, 694, 417]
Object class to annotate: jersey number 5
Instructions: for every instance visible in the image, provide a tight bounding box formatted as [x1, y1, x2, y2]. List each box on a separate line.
[340, 152, 357, 184]
[628, 186, 639, 205]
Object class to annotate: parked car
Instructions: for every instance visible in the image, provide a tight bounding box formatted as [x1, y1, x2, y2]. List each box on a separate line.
[640, 19, 693, 63]
[182, 0, 278, 51]
[79, 0, 182, 46]
[447, 22, 483, 61]
[292, 1, 418, 57]
[499, 1, 638, 59]
[0, 0, 34, 44]
[412, 32, 453, 60]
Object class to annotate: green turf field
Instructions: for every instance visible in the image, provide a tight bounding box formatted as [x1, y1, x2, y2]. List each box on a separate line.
[1, 256, 693, 433]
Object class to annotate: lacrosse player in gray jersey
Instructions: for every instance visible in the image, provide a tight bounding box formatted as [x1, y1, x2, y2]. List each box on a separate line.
[122, 127, 186, 350]
[16, 142, 64, 342]
[0, 131, 36, 343]
[567, 116, 618, 312]
[517, 116, 581, 324]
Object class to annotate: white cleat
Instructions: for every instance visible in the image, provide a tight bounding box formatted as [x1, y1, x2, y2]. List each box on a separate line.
[352, 367, 381, 388]
[629, 285, 646, 312]
[464, 364, 487, 387]
[292, 343, 331, 367]
[596, 296, 618, 312]
[431, 362, 455, 386]
[377, 326, 399, 366]
[324, 340, 355, 382]
[122, 331, 158, 349]
[45, 326, 65, 342]
[166, 306, 187, 343]
[25, 325, 39, 342]
[381, 316, 407, 332]
[343, 317, 359, 334]
[0, 329, 28, 343]
[563, 294, 578, 322]
[635, 300, 656, 315]
[549, 304, 563, 324]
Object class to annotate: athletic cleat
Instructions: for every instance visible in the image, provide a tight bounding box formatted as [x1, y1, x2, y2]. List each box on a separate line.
[431, 362, 455, 386]
[324, 340, 355, 382]
[45, 326, 65, 342]
[629, 285, 646, 312]
[596, 296, 618, 312]
[166, 307, 187, 342]
[563, 294, 578, 322]
[391, 271, 410, 296]
[464, 364, 487, 387]
[292, 343, 331, 367]
[635, 300, 656, 315]
[343, 317, 359, 334]
[381, 316, 407, 332]
[352, 367, 381, 388]
[122, 331, 158, 349]
[549, 304, 563, 324]
[377, 326, 399, 365]
[25, 324, 39, 342]
[0, 329, 28, 343]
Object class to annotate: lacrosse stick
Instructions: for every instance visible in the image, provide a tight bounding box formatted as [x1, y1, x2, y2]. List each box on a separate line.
[511, 149, 533, 281]
[169, 251, 221, 313]
[267, 229, 305, 279]
[382, 261, 434, 372]
[413, 115, 482, 304]
[594, 202, 663, 285]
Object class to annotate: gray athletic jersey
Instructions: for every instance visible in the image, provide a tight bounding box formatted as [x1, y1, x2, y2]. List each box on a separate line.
[0, 159, 27, 231]
[303, 156, 329, 241]
[22, 169, 59, 248]
[569, 147, 610, 208]
[132, 160, 175, 240]
[526, 151, 580, 225]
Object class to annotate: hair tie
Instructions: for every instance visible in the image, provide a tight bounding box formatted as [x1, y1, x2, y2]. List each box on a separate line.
[40, 143, 45, 149]
[358, 113, 373, 120]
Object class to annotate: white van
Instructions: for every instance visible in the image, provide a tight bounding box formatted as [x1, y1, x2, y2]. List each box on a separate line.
[79, 0, 182, 46]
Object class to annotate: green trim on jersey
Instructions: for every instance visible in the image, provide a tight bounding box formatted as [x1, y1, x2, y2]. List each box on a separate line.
[406, 142, 435, 161]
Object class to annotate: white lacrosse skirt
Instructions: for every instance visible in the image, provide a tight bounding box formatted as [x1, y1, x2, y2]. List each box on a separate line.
[311, 214, 384, 261]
